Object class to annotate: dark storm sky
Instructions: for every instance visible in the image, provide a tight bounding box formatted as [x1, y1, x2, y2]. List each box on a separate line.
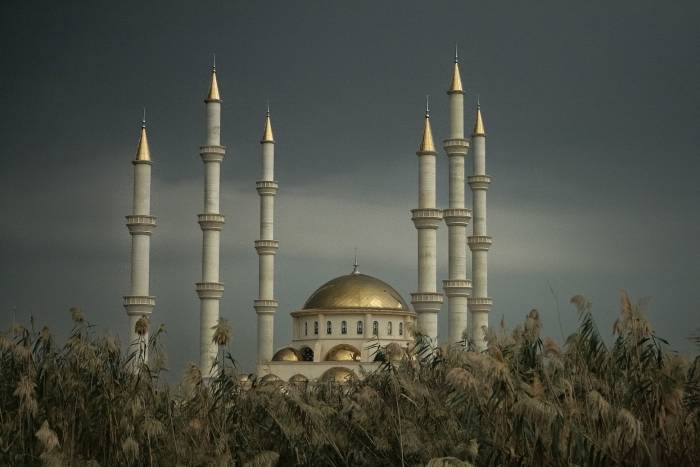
[1, 0, 698, 375]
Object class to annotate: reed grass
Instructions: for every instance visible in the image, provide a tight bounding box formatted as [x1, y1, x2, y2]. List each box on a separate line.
[0, 292, 697, 466]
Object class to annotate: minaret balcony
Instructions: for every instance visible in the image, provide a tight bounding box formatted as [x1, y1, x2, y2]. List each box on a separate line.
[196, 282, 224, 299]
[123, 295, 156, 314]
[443, 208, 472, 226]
[468, 236, 493, 251]
[254, 299, 279, 313]
[468, 297, 493, 312]
[411, 292, 444, 313]
[125, 215, 157, 234]
[443, 279, 472, 297]
[443, 138, 469, 155]
[468, 175, 491, 190]
[411, 208, 442, 229]
[198, 213, 225, 230]
[199, 145, 226, 162]
[255, 240, 279, 255]
[256, 180, 279, 195]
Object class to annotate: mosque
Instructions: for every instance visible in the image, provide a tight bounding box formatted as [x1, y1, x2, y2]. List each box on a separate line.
[122, 48, 492, 383]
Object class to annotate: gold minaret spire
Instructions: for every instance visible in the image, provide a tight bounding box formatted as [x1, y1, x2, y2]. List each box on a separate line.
[261, 102, 274, 142]
[449, 43, 463, 94]
[206, 54, 221, 102]
[419, 95, 436, 152]
[135, 108, 150, 161]
[473, 96, 486, 136]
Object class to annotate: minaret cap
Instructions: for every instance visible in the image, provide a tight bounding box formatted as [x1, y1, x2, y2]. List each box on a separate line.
[135, 110, 150, 161]
[473, 97, 486, 136]
[261, 103, 274, 142]
[448, 45, 463, 94]
[418, 96, 436, 153]
[206, 60, 221, 102]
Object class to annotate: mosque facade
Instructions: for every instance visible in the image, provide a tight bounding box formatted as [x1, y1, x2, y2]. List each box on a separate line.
[123, 49, 492, 383]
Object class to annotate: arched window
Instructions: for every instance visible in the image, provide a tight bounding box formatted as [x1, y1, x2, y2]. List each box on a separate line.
[304, 321, 308, 336]
[357, 320, 363, 335]
[387, 321, 393, 335]
[341, 320, 347, 334]
[399, 322, 404, 336]
[372, 321, 379, 336]
[326, 321, 332, 335]
[314, 321, 319, 335]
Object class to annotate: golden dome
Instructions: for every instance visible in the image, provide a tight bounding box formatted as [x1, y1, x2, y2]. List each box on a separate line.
[325, 344, 361, 362]
[303, 273, 408, 311]
[272, 347, 302, 362]
[320, 367, 356, 384]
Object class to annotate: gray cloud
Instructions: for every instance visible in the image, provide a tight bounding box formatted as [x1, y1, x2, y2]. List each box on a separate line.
[1, 0, 698, 376]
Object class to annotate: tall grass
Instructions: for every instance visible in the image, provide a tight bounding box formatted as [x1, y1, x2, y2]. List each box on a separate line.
[1, 292, 698, 466]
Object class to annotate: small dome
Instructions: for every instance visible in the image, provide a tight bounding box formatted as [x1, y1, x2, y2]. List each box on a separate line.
[321, 367, 356, 384]
[259, 373, 281, 383]
[325, 344, 361, 362]
[303, 273, 409, 311]
[289, 374, 308, 384]
[272, 347, 302, 362]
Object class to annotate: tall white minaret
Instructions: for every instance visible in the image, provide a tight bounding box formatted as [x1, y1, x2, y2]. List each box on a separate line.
[468, 98, 492, 351]
[196, 63, 226, 374]
[123, 111, 157, 361]
[442, 47, 472, 346]
[254, 105, 279, 365]
[411, 97, 443, 342]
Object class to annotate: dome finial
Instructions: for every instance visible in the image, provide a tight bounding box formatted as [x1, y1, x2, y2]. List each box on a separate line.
[352, 248, 360, 274]
[135, 108, 150, 161]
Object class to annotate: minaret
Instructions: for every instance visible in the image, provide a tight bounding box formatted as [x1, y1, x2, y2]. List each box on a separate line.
[196, 62, 226, 375]
[442, 46, 472, 346]
[468, 97, 492, 351]
[411, 97, 443, 342]
[123, 111, 157, 362]
[254, 104, 279, 366]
